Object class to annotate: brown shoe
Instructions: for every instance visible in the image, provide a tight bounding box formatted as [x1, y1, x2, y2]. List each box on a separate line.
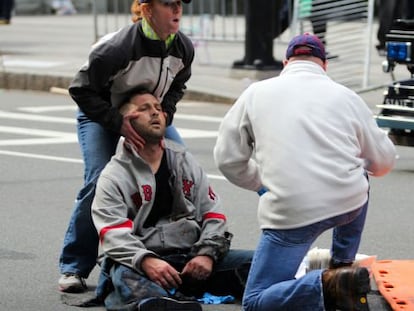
[322, 266, 370, 311]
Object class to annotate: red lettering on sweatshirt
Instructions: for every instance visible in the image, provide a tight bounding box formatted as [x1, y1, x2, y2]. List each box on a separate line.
[182, 179, 194, 197]
[208, 186, 217, 201]
[142, 185, 152, 201]
[131, 192, 142, 207]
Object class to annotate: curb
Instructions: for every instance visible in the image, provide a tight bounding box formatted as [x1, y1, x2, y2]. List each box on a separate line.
[0, 72, 72, 93]
[0, 71, 236, 104]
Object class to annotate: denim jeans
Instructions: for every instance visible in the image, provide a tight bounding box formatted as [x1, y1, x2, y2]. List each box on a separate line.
[243, 200, 368, 311]
[59, 110, 184, 277]
[165, 125, 185, 145]
[97, 249, 253, 311]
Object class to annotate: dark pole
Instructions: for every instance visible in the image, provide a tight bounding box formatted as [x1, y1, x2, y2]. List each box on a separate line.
[233, 0, 284, 70]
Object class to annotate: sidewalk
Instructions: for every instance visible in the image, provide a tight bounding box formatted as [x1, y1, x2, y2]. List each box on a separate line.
[0, 15, 261, 104]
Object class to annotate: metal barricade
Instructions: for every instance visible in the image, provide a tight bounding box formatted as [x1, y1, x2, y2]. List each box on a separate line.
[91, 0, 377, 91]
[290, 0, 375, 90]
[92, 0, 244, 42]
[92, 0, 132, 41]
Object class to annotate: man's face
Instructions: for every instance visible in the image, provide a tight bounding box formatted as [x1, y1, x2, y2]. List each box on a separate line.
[129, 93, 166, 143]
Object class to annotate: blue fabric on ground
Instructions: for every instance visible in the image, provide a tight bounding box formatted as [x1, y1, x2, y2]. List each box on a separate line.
[197, 292, 235, 304]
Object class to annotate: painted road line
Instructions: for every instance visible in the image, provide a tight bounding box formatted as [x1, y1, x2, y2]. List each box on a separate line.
[0, 150, 226, 180]
[0, 125, 75, 137]
[0, 110, 75, 124]
[19, 105, 76, 113]
[0, 150, 82, 163]
[15, 107, 223, 123]
[0, 126, 216, 146]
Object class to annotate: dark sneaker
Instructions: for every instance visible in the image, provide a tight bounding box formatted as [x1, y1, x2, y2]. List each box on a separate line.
[329, 258, 353, 269]
[323, 266, 371, 311]
[58, 273, 87, 293]
[138, 297, 202, 311]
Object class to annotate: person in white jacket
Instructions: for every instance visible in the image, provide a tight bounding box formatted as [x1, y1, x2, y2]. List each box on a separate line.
[92, 88, 253, 311]
[214, 33, 396, 311]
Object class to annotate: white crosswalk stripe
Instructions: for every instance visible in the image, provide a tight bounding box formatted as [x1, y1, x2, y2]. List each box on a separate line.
[0, 107, 219, 146]
[0, 105, 224, 180]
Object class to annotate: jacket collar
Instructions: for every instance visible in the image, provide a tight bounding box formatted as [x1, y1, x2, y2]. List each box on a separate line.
[280, 60, 327, 76]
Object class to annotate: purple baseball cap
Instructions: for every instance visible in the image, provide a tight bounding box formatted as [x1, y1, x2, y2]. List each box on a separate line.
[139, 0, 192, 3]
[285, 33, 326, 61]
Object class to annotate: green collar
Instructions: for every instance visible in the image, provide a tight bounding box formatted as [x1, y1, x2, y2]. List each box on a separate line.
[142, 18, 176, 48]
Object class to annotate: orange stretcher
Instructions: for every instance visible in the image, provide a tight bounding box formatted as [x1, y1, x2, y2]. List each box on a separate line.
[371, 260, 414, 311]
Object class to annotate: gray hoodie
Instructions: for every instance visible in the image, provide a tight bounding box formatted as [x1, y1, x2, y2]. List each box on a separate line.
[92, 139, 231, 273]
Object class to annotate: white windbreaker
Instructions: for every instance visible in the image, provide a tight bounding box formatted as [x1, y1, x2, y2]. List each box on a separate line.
[93, 140, 231, 273]
[214, 60, 396, 230]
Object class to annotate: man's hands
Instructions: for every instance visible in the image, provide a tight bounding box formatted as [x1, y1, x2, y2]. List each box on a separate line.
[181, 255, 213, 281]
[120, 112, 145, 149]
[141, 255, 214, 290]
[141, 256, 182, 289]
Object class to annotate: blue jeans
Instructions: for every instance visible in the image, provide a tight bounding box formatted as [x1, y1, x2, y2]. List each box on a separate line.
[59, 110, 184, 277]
[243, 200, 368, 311]
[165, 125, 185, 145]
[97, 249, 253, 311]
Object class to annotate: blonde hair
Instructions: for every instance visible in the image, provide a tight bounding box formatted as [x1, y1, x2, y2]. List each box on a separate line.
[131, 0, 143, 23]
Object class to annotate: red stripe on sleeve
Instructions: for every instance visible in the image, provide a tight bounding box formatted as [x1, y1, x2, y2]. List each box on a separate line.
[203, 212, 226, 221]
[100, 220, 134, 242]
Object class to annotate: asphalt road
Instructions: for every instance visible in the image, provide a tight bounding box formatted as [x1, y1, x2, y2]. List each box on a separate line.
[0, 89, 413, 311]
